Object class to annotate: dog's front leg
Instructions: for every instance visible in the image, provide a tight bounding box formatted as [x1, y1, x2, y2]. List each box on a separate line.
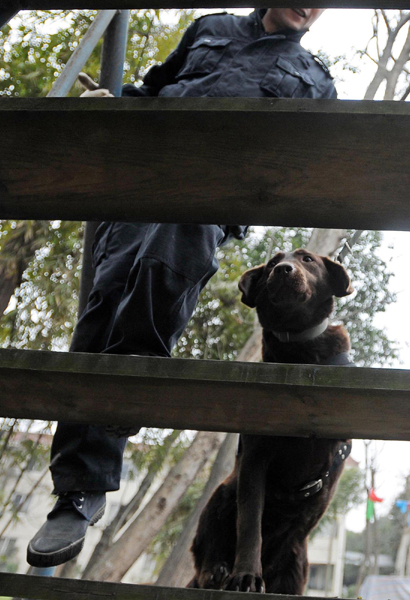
[225, 437, 268, 593]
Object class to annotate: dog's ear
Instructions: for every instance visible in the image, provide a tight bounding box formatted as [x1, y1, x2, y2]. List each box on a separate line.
[322, 257, 354, 298]
[238, 265, 266, 307]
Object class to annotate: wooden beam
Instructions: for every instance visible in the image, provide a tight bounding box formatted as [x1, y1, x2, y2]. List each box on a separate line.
[0, 348, 410, 441]
[0, 573, 326, 600]
[4, 0, 410, 9]
[1, 97, 410, 230]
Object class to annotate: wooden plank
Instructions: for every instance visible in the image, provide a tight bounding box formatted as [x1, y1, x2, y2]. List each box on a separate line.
[0, 348, 410, 441]
[0, 572, 326, 600]
[1, 97, 410, 230]
[4, 0, 410, 9]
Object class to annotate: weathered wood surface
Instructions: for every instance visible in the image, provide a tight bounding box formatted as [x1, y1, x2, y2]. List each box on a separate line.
[0, 348, 410, 441]
[4, 0, 410, 9]
[0, 572, 326, 600]
[1, 97, 410, 230]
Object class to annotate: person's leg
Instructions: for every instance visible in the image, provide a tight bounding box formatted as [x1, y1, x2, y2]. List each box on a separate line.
[50, 223, 150, 494]
[102, 222, 229, 356]
[28, 223, 148, 567]
[50, 222, 229, 492]
[70, 222, 150, 354]
[28, 222, 232, 567]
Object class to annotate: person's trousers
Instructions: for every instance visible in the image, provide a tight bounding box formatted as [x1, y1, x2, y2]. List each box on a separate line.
[50, 222, 232, 493]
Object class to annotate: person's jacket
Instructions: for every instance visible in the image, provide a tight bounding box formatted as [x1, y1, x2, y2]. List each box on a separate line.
[122, 9, 336, 101]
[122, 9, 336, 239]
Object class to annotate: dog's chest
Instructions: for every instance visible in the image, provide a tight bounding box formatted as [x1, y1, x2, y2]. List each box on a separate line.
[246, 436, 339, 496]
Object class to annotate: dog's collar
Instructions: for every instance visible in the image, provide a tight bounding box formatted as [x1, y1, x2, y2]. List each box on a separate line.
[270, 318, 329, 343]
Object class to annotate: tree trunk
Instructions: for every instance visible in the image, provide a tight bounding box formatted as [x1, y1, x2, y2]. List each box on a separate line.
[0, 221, 48, 317]
[155, 432, 238, 587]
[235, 324, 262, 363]
[364, 11, 410, 100]
[0, 258, 25, 317]
[384, 24, 410, 100]
[306, 228, 347, 257]
[85, 430, 225, 582]
[0, 272, 20, 316]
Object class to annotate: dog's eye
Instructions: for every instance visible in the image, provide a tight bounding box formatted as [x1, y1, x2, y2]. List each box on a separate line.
[303, 256, 314, 262]
[268, 260, 276, 267]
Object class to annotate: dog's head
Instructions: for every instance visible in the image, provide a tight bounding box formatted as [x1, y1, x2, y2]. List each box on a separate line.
[239, 249, 353, 330]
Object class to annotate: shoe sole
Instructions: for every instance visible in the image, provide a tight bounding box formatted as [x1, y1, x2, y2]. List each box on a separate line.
[27, 503, 106, 568]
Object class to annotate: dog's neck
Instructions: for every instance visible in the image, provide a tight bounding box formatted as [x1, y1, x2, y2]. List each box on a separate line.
[270, 318, 329, 343]
[262, 323, 351, 365]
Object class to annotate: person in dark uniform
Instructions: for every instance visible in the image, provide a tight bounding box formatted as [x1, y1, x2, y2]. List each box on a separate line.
[27, 7, 335, 568]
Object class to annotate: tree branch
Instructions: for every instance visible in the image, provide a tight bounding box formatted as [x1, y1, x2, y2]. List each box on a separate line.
[384, 22, 410, 99]
[400, 82, 410, 100]
[381, 10, 391, 33]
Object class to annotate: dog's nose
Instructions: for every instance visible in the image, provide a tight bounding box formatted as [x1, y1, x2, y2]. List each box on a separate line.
[274, 262, 295, 276]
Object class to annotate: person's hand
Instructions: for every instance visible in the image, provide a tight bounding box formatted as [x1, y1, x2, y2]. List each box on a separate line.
[80, 88, 114, 97]
[78, 72, 114, 97]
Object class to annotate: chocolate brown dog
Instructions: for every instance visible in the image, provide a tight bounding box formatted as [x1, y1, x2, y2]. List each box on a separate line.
[189, 249, 354, 594]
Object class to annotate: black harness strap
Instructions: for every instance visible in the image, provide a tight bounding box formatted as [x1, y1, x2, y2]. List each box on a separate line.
[272, 441, 352, 503]
[296, 441, 352, 500]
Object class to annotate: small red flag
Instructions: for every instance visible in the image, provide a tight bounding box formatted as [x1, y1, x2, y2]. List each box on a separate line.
[369, 488, 383, 502]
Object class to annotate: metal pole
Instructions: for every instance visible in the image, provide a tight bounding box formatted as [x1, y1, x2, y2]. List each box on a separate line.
[0, 9, 18, 29]
[47, 9, 117, 98]
[78, 10, 130, 316]
[100, 9, 130, 97]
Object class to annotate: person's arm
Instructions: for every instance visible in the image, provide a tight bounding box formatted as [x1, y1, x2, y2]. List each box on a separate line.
[311, 55, 338, 100]
[122, 19, 201, 97]
[322, 82, 337, 99]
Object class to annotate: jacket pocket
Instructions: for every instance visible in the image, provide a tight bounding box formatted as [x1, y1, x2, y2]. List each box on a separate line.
[176, 37, 231, 80]
[260, 56, 315, 98]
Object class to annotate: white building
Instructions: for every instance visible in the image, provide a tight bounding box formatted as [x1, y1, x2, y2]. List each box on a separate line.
[307, 516, 347, 596]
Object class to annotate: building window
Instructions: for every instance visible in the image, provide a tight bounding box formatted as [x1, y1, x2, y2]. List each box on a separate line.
[308, 564, 333, 591]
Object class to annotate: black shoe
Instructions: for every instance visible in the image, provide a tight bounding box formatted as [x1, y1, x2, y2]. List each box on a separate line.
[27, 491, 106, 567]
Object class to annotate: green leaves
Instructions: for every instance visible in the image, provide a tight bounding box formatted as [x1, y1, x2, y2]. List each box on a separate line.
[0, 10, 195, 97]
[0, 220, 83, 349]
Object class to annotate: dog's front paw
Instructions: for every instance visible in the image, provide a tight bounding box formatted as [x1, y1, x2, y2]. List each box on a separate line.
[225, 572, 265, 593]
[198, 563, 230, 589]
